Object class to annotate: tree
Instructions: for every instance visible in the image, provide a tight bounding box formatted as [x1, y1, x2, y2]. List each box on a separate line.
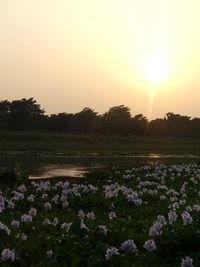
[0, 100, 10, 129]
[8, 98, 45, 130]
[166, 112, 190, 137]
[74, 107, 99, 133]
[101, 105, 132, 134]
[46, 113, 74, 132]
[131, 114, 148, 136]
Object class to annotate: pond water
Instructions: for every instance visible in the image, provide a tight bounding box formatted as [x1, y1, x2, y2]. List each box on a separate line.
[29, 164, 102, 179]
[1, 153, 200, 180]
[28, 154, 200, 179]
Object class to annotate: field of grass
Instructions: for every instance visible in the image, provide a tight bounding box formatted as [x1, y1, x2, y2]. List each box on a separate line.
[1, 131, 200, 155]
[0, 164, 200, 266]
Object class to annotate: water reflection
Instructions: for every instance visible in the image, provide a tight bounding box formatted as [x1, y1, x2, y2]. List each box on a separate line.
[29, 164, 102, 179]
[1, 153, 200, 180]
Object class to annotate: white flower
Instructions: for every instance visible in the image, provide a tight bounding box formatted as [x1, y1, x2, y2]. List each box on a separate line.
[182, 211, 193, 226]
[78, 210, 85, 219]
[120, 240, 137, 252]
[21, 233, 27, 241]
[44, 202, 52, 211]
[160, 195, 167, 200]
[7, 201, 15, 209]
[109, 211, 117, 220]
[62, 201, 69, 209]
[1, 249, 15, 262]
[18, 184, 27, 193]
[42, 218, 51, 225]
[0, 222, 10, 235]
[99, 225, 108, 235]
[52, 217, 59, 226]
[11, 220, 20, 228]
[28, 208, 37, 217]
[46, 250, 53, 258]
[143, 239, 156, 252]
[168, 210, 177, 224]
[86, 211, 95, 220]
[60, 222, 72, 232]
[157, 215, 166, 225]
[21, 214, 32, 223]
[193, 204, 200, 211]
[149, 222, 163, 236]
[80, 219, 89, 231]
[105, 247, 119, 260]
[27, 195, 35, 202]
[181, 256, 193, 267]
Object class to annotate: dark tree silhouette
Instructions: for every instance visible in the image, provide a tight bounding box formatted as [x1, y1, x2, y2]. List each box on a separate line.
[46, 113, 74, 132]
[74, 107, 99, 133]
[0, 97, 200, 138]
[101, 105, 132, 134]
[166, 112, 190, 137]
[8, 98, 45, 130]
[0, 100, 10, 129]
[131, 114, 148, 136]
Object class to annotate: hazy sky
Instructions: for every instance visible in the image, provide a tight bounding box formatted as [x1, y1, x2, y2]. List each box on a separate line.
[0, 0, 200, 119]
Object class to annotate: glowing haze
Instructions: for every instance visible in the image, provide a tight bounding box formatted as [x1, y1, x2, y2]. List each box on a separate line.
[0, 0, 200, 119]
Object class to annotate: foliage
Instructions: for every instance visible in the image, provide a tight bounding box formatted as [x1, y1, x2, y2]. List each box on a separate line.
[0, 164, 200, 266]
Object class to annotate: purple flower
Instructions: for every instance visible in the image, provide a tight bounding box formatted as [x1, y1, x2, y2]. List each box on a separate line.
[181, 256, 193, 267]
[105, 247, 119, 260]
[143, 239, 156, 252]
[120, 240, 137, 252]
[1, 249, 15, 262]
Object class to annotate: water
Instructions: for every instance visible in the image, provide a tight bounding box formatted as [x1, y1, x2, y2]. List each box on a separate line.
[29, 164, 102, 179]
[1, 153, 200, 180]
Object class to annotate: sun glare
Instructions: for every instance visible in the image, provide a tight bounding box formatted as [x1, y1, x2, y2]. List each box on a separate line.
[144, 51, 168, 84]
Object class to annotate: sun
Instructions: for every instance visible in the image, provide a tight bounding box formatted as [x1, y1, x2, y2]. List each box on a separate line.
[144, 51, 168, 84]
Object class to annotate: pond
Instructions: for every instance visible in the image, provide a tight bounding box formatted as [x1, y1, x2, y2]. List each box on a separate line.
[29, 164, 102, 179]
[1, 153, 200, 180]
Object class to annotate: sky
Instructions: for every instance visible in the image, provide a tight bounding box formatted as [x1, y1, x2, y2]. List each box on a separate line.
[0, 0, 200, 119]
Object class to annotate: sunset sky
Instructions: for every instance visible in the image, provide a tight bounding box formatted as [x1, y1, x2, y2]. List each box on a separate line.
[0, 0, 200, 119]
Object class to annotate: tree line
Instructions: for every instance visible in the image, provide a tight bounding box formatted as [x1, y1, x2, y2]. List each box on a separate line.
[0, 98, 199, 138]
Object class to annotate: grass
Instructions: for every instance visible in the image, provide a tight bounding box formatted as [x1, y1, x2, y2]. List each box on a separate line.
[1, 131, 200, 155]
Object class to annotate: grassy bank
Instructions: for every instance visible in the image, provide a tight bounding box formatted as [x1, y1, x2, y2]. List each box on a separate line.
[0, 131, 200, 155]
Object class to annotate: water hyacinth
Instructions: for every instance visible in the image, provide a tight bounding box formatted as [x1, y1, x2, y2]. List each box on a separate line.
[98, 225, 108, 235]
[168, 210, 178, 224]
[60, 222, 72, 232]
[7, 201, 15, 209]
[86, 211, 95, 220]
[120, 240, 137, 252]
[80, 219, 89, 231]
[149, 221, 163, 236]
[108, 211, 117, 220]
[0, 222, 11, 235]
[20, 233, 27, 241]
[46, 250, 53, 259]
[181, 256, 193, 267]
[193, 204, 200, 211]
[182, 211, 193, 225]
[27, 195, 35, 202]
[42, 218, 51, 225]
[1, 249, 15, 262]
[44, 202, 52, 211]
[0, 163, 200, 266]
[29, 208, 37, 217]
[21, 214, 32, 223]
[11, 220, 20, 228]
[105, 247, 119, 260]
[143, 240, 156, 252]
